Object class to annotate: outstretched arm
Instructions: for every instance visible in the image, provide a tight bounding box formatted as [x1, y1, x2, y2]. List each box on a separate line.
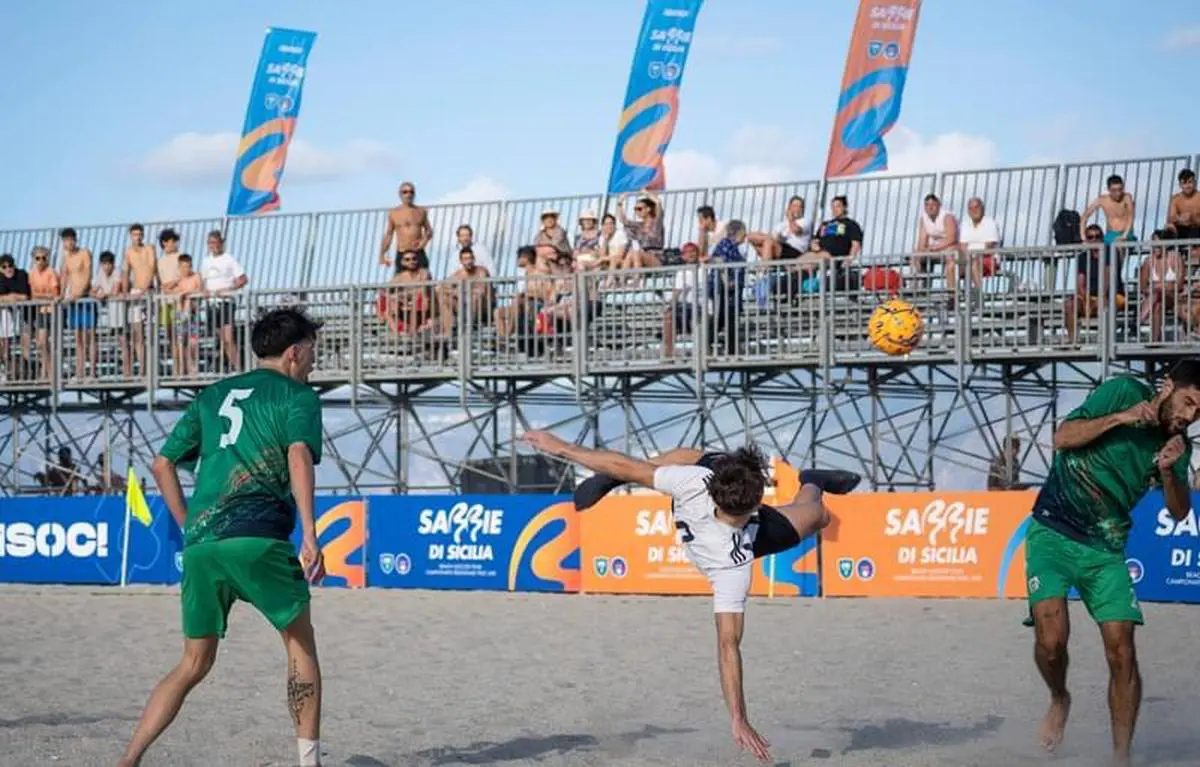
[716, 612, 772, 762]
[522, 430, 656, 487]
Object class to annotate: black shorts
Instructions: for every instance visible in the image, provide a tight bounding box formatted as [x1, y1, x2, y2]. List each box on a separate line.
[695, 451, 802, 558]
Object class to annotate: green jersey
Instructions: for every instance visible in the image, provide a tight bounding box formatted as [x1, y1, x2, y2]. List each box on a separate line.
[159, 368, 323, 547]
[1033, 375, 1190, 553]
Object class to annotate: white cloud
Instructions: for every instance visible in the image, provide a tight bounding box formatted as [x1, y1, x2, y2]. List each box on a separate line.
[435, 176, 510, 204]
[663, 123, 811, 189]
[662, 149, 724, 189]
[132, 131, 403, 187]
[881, 126, 1000, 175]
[1163, 25, 1200, 51]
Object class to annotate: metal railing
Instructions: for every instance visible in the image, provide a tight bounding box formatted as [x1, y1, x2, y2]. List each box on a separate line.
[1, 154, 1196, 294]
[3, 239, 1198, 394]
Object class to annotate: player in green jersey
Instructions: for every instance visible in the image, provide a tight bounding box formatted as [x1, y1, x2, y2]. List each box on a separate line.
[119, 307, 328, 767]
[1025, 360, 1200, 766]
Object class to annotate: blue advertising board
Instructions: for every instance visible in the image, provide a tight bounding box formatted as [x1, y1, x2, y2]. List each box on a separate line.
[287, 496, 366, 588]
[0, 496, 179, 585]
[1124, 490, 1200, 605]
[367, 495, 579, 592]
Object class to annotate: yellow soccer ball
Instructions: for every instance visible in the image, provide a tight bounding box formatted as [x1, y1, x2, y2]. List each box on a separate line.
[867, 299, 924, 356]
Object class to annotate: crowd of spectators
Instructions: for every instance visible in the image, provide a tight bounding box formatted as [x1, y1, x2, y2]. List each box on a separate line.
[2, 169, 1199, 384]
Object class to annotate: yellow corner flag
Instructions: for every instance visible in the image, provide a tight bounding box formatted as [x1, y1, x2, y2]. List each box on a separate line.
[126, 467, 153, 527]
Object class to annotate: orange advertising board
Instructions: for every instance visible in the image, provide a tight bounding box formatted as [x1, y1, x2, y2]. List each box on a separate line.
[580, 494, 776, 596]
[821, 491, 1037, 598]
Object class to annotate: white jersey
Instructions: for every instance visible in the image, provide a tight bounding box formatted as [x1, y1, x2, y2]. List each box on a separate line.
[653, 465, 758, 614]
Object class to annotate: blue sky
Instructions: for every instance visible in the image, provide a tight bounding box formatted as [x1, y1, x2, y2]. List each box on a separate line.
[1, 0, 1197, 229]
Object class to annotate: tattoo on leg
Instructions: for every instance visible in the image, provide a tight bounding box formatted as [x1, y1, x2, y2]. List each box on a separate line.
[287, 658, 314, 726]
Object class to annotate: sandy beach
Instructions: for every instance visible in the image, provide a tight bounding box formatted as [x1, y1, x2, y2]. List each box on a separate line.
[1, 586, 1198, 766]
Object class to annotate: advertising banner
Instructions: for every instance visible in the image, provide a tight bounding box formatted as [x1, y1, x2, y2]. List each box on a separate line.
[821, 491, 1036, 598]
[606, 0, 703, 194]
[0, 496, 179, 585]
[287, 496, 366, 588]
[226, 27, 317, 216]
[579, 494, 818, 597]
[1124, 490, 1200, 604]
[367, 495, 579, 592]
[824, 0, 922, 178]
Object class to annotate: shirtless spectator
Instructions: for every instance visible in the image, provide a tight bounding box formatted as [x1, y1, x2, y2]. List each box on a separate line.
[1166, 169, 1200, 251]
[956, 197, 1002, 291]
[385, 250, 433, 336]
[92, 252, 127, 374]
[168, 254, 204, 377]
[696, 205, 726, 260]
[1063, 224, 1126, 344]
[494, 246, 540, 339]
[910, 194, 960, 284]
[454, 224, 494, 273]
[156, 229, 183, 362]
[1081, 174, 1136, 245]
[438, 247, 494, 338]
[533, 209, 572, 268]
[28, 247, 59, 381]
[0, 254, 32, 380]
[122, 223, 157, 376]
[379, 181, 433, 272]
[199, 230, 248, 372]
[59, 228, 96, 380]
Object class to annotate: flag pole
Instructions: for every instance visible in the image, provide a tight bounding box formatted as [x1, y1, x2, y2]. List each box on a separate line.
[120, 452, 132, 588]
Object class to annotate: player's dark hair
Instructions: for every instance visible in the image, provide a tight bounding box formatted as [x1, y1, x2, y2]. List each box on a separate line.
[1167, 359, 1200, 390]
[705, 444, 768, 517]
[251, 307, 323, 359]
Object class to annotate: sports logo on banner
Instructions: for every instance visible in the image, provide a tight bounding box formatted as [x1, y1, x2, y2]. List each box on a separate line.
[605, 0, 703, 194]
[823, 0, 922, 178]
[1123, 490, 1200, 604]
[367, 496, 579, 592]
[822, 491, 1035, 598]
[226, 27, 317, 216]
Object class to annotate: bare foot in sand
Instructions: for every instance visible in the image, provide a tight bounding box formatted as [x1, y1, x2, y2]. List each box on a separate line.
[1040, 693, 1071, 752]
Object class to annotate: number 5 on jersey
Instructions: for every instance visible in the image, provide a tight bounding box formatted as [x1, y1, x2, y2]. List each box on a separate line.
[218, 389, 255, 448]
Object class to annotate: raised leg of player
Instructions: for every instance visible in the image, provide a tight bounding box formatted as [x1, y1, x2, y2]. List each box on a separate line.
[118, 637, 218, 767]
[774, 481, 832, 538]
[1099, 621, 1140, 766]
[1031, 598, 1071, 753]
[281, 606, 323, 765]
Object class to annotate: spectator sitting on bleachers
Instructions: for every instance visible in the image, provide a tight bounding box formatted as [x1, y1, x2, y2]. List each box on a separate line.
[168, 254, 203, 376]
[122, 223, 156, 378]
[533, 208, 572, 269]
[455, 224, 494, 273]
[384, 250, 433, 336]
[616, 192, 665, 272]
[494, 246, 539, 340]
[749, 195, 811, 264]
[1138, 230, 1184, 343]
[910, 193, 960, 286]
[92, 251, 126, 373]
[438, 247, 494, 339]
[662, 242, 702, 358]
[815, 196, 863, 293]
[1063, 224, 1126, 344]
[1081, 174, 1136, 245]
[60, 228, 96, 381]
[573, 210, 604, 270]
[0, 253, 32, 381]
[28, 247, 58, 382]
[957, 197, 1002, 291]
[695, 205, 726, 260]
[199, 229, 248, 372]
[1166, 168, 1200, 246]
[599, 213, 630, 270]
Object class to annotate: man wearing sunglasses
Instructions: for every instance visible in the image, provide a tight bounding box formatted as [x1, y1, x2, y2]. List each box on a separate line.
[379, 181, 433, 272]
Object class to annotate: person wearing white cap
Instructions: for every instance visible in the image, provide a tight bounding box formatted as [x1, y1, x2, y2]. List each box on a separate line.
[534, 208, 571, 267]
[574, 210, 603, 269]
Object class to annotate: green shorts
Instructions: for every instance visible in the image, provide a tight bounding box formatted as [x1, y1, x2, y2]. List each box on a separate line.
[1023, 520, 1143, 626]
[181, 537, 310, 639]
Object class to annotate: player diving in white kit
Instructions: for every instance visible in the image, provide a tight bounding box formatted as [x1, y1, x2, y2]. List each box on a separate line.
[519, 433, 861, 763]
